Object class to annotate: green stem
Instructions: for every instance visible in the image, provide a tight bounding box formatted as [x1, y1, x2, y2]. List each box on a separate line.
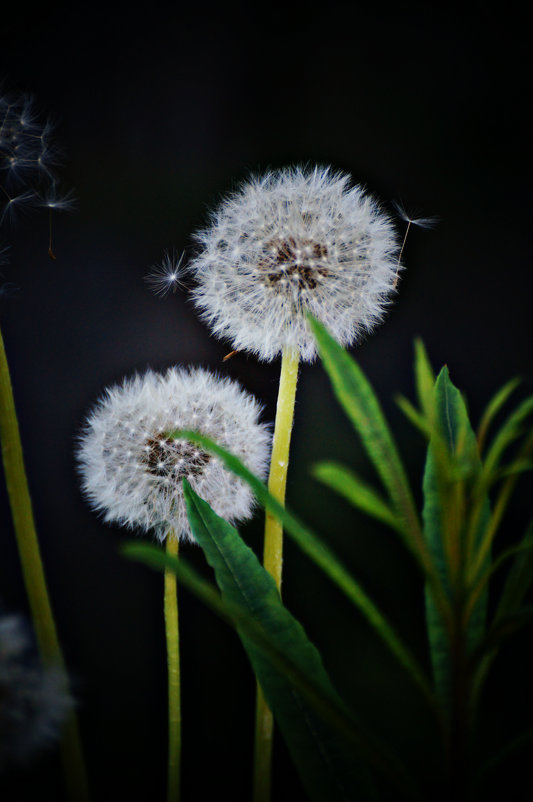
[165, 535, 181, 802]
[0, 325, 90, 801]
[253, 347, 299, 802]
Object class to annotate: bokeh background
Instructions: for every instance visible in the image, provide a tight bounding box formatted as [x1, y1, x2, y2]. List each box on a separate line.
[1, 3, 531, 800]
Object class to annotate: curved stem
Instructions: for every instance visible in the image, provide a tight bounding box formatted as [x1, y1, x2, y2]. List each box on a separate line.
[253, 348, 299, 802]
[165, 534, 181, 802]
[0, 325, 90, 801]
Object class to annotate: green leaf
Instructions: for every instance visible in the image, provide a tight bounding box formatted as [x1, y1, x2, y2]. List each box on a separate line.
[495, 520, 533, 621]
[182, 481, 420, 801]
[123, 540, 385, 783]
[473, 606, 533, 657]
[413, 338, 435, 424]
[470, 604, 533, 715]
[307, 317, 446, 606]
[481, 396, 533, 484]
[396, 342, 435, 438]
[166, 429, 436, 711]
[476, 377, 520, 455]
[308, 317, 419, 533]
[313, 461, 403, 533]
[422, 367, 491, 713]
[395, 394, 432, 438]
[463, 535, 533, 627]
[470, 429, 533, 586]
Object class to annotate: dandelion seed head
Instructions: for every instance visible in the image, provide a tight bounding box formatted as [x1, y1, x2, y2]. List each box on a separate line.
[189, 165, 400, 362]
[77, 367, 271, 543]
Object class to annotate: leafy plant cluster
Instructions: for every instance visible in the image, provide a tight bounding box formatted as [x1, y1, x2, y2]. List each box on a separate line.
[127, 318, 533, 801]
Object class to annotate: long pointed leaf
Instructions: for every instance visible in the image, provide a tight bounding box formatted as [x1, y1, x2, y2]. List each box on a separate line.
[182, 481, 420, 801]
[469, 430, 533, 582]
[313, 461, 403, 533]
[464, 535, 533, 626]
[308, 317, 421, 539]
[395, 394, 432, 438]
[123, 540, 388, 785]
[481, 396, 533, 483]
[166, 429, 437, 711]
[477, 377, 520, 454]
[413, 338, 435, 424]
[308, 316, 449, 622]
[495, 520, 533, 621]
[422, 367, 490, 713]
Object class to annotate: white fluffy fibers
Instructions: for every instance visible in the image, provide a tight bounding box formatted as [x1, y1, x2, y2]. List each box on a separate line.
[190, 165, 399, 362]
[77, 367, 271, 543]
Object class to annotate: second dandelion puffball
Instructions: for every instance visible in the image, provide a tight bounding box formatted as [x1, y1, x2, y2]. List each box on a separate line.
[77, 367, 270, 543]
[0, 615, 72, 771]
[189, 166, 399, 362]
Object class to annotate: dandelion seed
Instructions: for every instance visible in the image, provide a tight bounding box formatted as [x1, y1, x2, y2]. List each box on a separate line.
[0, 189, 37, 225]
[145, 250, 186, 296]
[189, 165, 400, 362]
[392, 200, 438, 231]
[392, 200, 438, 285]
[77, 367, 271, 543]
[41, 184, 76, 212]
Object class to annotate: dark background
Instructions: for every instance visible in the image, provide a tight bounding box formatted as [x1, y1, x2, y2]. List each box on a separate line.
[1, 3, 531, 801]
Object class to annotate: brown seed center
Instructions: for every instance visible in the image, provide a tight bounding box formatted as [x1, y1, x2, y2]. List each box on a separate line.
[142, 435, 211, 480]
[258, 237, 330, 290]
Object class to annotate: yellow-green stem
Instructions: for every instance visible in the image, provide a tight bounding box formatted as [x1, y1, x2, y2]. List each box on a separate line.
[0, 325, 90, 801]
[165, 534, 181, 802]
[253, 347, 299, 802]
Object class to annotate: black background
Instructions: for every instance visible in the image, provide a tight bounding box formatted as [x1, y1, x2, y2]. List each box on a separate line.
[1, 3, 531, 801]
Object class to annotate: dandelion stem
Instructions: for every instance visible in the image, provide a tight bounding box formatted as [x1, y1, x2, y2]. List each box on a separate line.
[0, 325, 90, 801]
[165, 534, 181, 802]
[253, 347, 299, 802]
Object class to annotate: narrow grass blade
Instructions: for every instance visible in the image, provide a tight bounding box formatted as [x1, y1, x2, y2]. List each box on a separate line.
[413, 338, 435, 423]
[481, 396, 533, 484]
[464, 535, 533, 624]
[473, 606, 533, 658]
[495, 520, 533, 620]
[477, 377, 520, 455]
[166, 429, 436, 711]
[395, 394, 432, 438]
[313, 461, 403, 533]
[470, 429, 533, 583]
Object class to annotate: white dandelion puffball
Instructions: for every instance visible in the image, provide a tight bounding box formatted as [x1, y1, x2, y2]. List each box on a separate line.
[77, 367, 271, 543]
[190, 165, 399, 362]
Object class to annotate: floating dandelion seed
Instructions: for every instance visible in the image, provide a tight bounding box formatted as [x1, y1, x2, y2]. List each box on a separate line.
[189, 165, 400, 362]
[392, 200, 438, 232]
[41, 184, 76, 213]
[392, 200, 438, 285]
[145, 250, 186, 296]
[77, 367, 271, 543]
[1, 89, 73, 257]
[0, 615, 72, 770]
